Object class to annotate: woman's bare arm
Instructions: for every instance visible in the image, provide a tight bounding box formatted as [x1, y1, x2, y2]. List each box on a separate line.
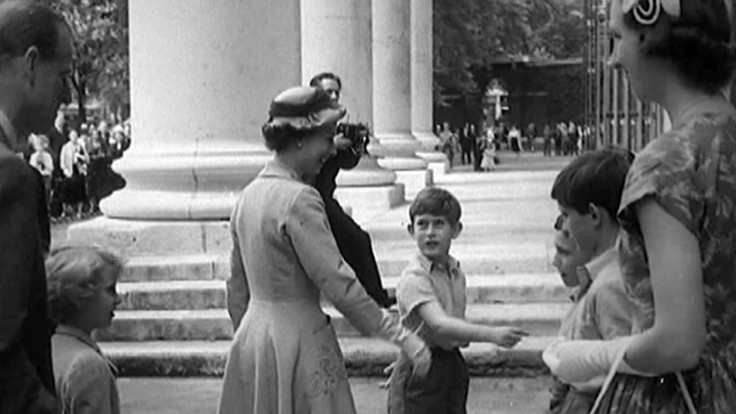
[624, 199, 706, 373]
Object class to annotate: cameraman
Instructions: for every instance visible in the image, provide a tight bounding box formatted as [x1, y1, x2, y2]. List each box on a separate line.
[309, 72, 395, 308]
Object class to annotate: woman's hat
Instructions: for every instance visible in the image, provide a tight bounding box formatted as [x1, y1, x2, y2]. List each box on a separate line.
[267, 86, 346, 131]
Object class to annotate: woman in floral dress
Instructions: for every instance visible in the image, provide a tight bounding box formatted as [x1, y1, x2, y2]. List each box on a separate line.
[544, 0, 736, 412]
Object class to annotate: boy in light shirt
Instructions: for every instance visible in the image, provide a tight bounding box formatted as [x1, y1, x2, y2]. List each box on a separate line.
[545, 148, 638, 413]
[388, 187, 527, 414]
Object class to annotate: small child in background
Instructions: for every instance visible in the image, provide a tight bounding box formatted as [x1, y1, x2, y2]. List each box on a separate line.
[29, 134, 54, 203]
[388, 187, 527, 414]
[47, 246, 124, 414]
[480, 135, 496, 172]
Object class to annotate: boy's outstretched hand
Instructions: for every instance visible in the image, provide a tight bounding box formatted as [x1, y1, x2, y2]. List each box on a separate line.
[491, 326, 529, 348]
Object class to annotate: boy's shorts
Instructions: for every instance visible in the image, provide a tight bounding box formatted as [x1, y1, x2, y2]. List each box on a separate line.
[387, 347, 469, 414]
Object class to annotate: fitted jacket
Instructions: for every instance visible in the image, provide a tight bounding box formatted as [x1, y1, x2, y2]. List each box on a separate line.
[0, 143, 56, 414]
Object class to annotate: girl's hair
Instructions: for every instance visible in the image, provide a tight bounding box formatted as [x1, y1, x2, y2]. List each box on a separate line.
[623, 0, 735, 93]
[46, 246, 124, 324]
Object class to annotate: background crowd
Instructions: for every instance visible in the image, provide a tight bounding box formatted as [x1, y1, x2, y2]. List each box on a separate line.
[21, 111, 130, 221]
[435, 120, 589, 172]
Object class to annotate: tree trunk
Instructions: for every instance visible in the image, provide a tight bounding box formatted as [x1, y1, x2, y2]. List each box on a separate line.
[77, 82, 86, 129]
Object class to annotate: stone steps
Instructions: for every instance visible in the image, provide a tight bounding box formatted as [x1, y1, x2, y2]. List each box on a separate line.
[97, 302, 567, 342]
[100, 336, 553, 377]
[116, 273, 570, 311]
[121, 244, 555, 283]
[91, 167, 565, 378]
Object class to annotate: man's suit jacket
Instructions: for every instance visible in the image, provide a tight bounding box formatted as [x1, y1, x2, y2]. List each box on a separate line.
[0, 143, 57, 413]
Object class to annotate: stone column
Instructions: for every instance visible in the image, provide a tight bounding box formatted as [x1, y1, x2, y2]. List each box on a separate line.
[70, 0, 303, 260]
[410, 0, 447, 176]
[372, 0, 431, 199]
[301, 0, 403, 222]
[100, 0, 302, 221]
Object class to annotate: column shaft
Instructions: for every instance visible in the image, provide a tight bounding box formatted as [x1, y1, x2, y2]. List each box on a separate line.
[102, 0, 301, 220]
[411, 0, 440, 150]
[301, 0, 402, 217]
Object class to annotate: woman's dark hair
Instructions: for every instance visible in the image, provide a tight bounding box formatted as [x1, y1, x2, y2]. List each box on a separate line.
[261, 122, 310, 152]
[623, 0, 735, 93]
[0, 1, 69, 62]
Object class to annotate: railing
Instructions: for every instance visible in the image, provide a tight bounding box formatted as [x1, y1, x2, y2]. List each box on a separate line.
[583, 0, 666, 152]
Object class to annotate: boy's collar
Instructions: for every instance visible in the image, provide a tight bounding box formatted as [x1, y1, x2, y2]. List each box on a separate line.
[414, 252, 461, 276]
[583, 247, 617, 281]
[571, 266, 593, 301]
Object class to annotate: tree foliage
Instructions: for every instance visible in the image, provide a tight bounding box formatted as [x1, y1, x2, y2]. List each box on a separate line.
[40, 0, 129, 125]
[433, 0, 585, 103]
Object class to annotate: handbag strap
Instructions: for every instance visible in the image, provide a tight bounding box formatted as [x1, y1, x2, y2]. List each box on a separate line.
[589, 349, 698, 414]
[589, 343, 627, 414]
[675, 371, 697, 414]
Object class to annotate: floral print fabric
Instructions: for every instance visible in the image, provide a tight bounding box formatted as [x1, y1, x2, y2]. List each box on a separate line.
[598, 107, 736, 413]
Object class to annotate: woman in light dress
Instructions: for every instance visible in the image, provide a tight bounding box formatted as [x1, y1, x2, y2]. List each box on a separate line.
[218, 86, 430, 414]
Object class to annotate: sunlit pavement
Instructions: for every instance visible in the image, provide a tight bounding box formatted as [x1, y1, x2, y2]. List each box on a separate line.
[118, 376, 551, 414]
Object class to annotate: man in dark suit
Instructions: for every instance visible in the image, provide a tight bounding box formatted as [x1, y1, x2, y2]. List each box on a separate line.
[0, 2, 73, 413]
[309, 72, 395, 308]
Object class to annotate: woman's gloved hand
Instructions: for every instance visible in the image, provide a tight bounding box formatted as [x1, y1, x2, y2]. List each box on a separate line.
[376, 309, 431, 380]
[542, 336, 653, 383]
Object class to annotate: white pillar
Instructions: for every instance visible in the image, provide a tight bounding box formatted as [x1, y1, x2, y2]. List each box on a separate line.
[372, 0, 430, 198]
[101, 0, 301, 220]
[411, 0, 439, 150]
[410, 0, 446, 176]
[300, 0, 403, 219]
[301, 0, 373, 126]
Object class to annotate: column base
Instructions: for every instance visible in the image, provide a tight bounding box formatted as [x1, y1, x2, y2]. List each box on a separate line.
[394, 169, 432, 200]
[66, 217, 231, 257]
[376, 156, 427, 171]
[335, 156, 397, 187]
[416, 151, 449, 177]
[101, 149, 270, 220]
[413, 131, 442, 151]
[334, 184, 405, 225]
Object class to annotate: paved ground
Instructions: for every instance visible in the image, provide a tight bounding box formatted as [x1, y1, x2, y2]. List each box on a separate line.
[118, 376, 551, 414]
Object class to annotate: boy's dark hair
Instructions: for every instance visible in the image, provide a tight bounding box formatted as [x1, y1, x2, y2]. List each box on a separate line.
[309, 72, 342, 90]
[409, 187, 462, 225]
[550, 147, 634, 219]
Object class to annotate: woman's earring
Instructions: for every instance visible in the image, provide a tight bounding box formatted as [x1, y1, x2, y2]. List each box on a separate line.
[297, 140, 303, 149]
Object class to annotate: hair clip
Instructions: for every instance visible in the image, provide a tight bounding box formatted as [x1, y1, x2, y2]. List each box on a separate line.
[622, 0, 680, 26]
